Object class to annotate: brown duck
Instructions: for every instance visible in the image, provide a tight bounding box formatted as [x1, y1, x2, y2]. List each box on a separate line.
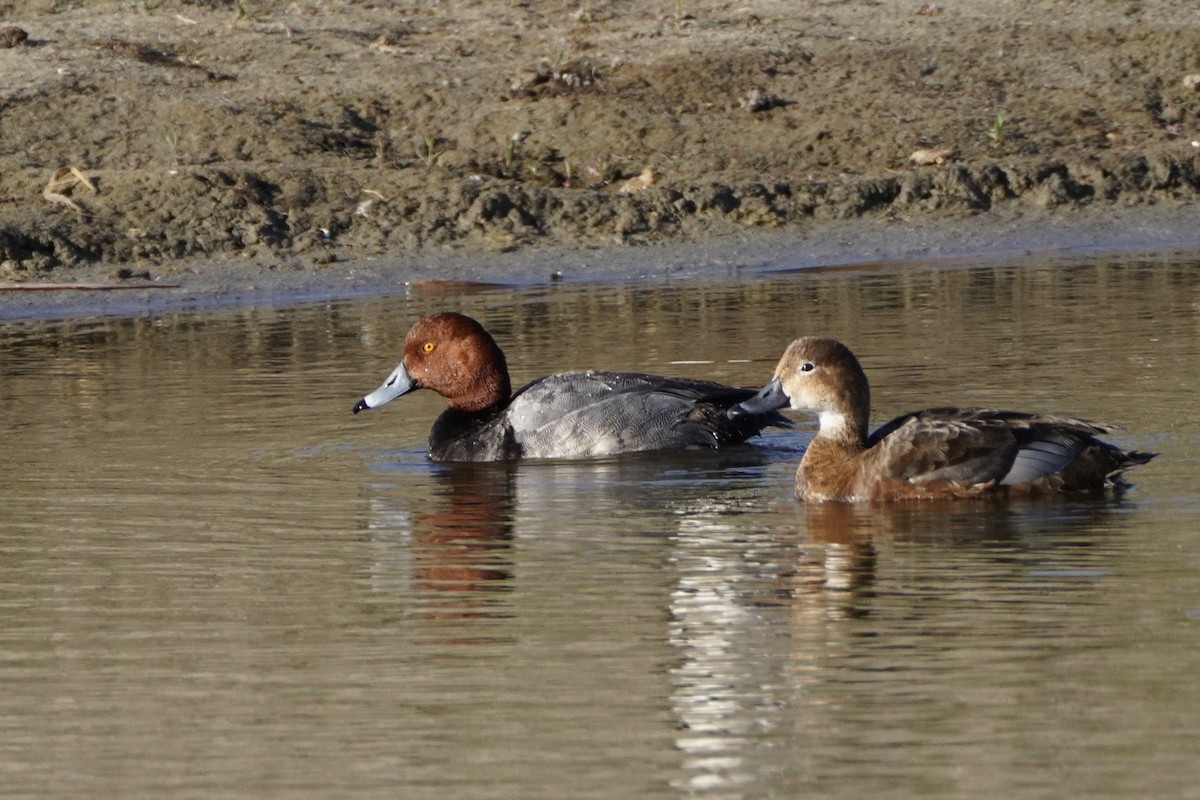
[736, 337, 1156, 502]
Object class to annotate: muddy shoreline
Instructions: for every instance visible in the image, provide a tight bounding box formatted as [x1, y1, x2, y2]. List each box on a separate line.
[4, 203, 1200, 321]
[3, 0, 1200, 318]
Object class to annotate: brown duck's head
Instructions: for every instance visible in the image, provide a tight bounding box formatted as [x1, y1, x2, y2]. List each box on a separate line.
[739, 337, 871, 443]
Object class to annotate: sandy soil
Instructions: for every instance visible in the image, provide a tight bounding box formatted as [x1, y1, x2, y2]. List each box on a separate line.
[2, 0, 1200, 296]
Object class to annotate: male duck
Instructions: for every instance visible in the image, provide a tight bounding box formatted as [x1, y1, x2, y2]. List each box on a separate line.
[736, 337, 1155, 502]
[353, 312, 789, 462]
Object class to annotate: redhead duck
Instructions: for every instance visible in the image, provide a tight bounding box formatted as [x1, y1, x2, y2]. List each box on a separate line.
[353, 312, 789, 462]
[736, 337, 1156, 502]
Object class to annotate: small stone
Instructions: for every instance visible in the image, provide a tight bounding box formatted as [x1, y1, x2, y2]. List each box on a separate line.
[1182, 74, 1200, 91]
[109, 267, 151, 281]
[0, 26, 28, 48]
[741, 87, 781, 112]
[369, 25, 412, 53]
[908, 147, 954, 166]
[618, 167, 655, 194]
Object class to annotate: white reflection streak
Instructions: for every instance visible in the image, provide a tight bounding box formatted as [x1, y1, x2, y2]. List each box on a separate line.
[668, 511, 768, 796]
[366, 496, 414, 595]
[817, 544, 858, 593]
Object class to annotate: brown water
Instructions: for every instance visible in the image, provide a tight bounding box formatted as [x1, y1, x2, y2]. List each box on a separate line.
[2, 253, 1198, 799]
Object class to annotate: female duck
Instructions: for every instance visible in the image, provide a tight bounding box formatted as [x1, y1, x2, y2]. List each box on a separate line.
[736, 337, 1155, 502]
[353, 312, 789, 462]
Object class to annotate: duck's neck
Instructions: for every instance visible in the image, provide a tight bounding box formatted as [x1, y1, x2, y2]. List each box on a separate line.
[448, 342, 512, 413]
[798, 413, 869, 503]
[815, 408, 869, 450]
[814, 368, 871, 449]
[798, 409, 869, 502]
[452, 368, 511, 413]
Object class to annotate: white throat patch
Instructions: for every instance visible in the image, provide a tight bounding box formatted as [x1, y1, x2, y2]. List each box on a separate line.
[817, 410, 851, 438]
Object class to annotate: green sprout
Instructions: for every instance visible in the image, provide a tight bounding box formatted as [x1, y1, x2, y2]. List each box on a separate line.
[416, 134, 444, 168]
[987, 113, 1006, 146]
[165, 132, 182, 165]
[503, 139, 517, 169]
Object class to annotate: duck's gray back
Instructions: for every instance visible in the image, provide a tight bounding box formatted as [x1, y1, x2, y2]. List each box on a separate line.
[506, 371, 759, 459]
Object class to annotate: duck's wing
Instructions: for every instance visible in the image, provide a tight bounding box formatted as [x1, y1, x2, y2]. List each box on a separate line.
[987, 412, 1131, 486]
[868, 408, 1115, 487]
[506, 372, 788, 457]
[868, 412, 1017, 486]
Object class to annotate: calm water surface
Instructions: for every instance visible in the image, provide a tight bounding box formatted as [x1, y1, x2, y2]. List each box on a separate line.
[2, 253, 1199, 799]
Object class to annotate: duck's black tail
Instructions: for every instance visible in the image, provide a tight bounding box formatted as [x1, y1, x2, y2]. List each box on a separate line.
[1108, 448, 1157, 483]
[678, 401, 792, 449]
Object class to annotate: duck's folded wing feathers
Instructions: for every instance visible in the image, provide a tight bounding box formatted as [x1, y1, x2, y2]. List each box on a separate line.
[870, 408, 1115, 487]
[871, 415, 1021, 486]
[869, 407, 1118, 445]
[506, 372, 785, 457]
[1000, 431, 1090, 485]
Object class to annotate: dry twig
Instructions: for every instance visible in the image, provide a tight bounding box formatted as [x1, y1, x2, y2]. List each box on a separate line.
[43, 166, 97, 213]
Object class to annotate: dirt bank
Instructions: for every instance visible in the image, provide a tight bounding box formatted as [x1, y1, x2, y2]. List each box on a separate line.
[2, 0, 1200, 284]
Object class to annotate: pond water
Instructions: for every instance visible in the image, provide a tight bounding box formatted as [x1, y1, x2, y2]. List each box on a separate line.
[2, 251, 1199, 799]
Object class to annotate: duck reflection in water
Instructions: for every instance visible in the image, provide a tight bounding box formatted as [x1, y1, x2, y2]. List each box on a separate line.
[670, 495, 1135, 794]
[367, 462, 516, 619]
[779, 495, 1133, 619]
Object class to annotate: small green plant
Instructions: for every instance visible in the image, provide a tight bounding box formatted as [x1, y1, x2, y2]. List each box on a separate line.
[233, 0, 251, 23]
[416, 134, 444, 168]
[373, 132, 396, 167]
[500, 135, 521, 174]
[165, 131, 182, 165]
[987, 112, 1006, 146]
[494, 133, 528, 176]
[563, 159, 574, 187]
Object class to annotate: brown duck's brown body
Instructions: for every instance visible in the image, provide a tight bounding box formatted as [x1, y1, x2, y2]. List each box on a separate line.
[795, 410, 1154, 503]
[738, 338, 1156, 503]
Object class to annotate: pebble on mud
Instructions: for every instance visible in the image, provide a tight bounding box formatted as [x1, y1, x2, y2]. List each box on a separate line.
[909, 147, 955, 166]
[510, 60, 600, 95]
[1183, 74, 1200, 91]
[369, 28, 411, 54]
[618, 167, 655, 194]
[741, 87, 782, 112]
[0, 25, 29, 47]
[109, 267, 152, 281]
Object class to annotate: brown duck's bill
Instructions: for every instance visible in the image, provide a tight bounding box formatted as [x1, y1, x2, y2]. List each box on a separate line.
[734, 377, 790, 415]
[352, 361, 419, 414]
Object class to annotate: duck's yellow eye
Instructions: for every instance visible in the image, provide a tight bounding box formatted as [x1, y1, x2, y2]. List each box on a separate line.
[422, 341, 436, 354]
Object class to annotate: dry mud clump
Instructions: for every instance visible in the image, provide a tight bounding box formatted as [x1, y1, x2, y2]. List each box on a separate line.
[2, 0, 1200, 277]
